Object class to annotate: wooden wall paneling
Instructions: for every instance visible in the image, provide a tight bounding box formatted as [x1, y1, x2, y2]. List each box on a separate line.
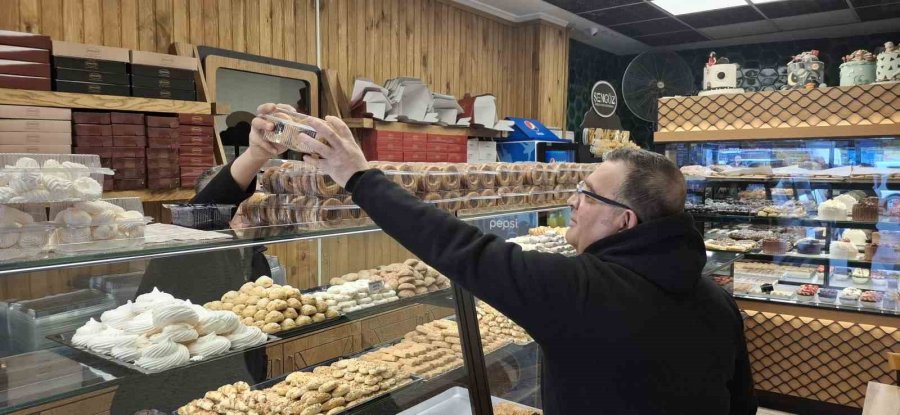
[8, 386, 117, 415]
[0, 0, 19, 31]
[172, 0, 189, 44]
[200, 0, 216, 47]
[266, 343, 284, 379]
[359, 305, 424, 349]
[62, 0, 83, 42]
[257, 0, 271, 56]
[282, 0, 295, 61]
[271, 0, 284, 59]
[101, 0, 121, 46]
[38, 0, 61, 40]
[280, 322, 361, 372]
[265, 240, 317, 290]
[216, 0, 232, 50]
[154, 0, 173, 53]
[19, 0, 39, 33]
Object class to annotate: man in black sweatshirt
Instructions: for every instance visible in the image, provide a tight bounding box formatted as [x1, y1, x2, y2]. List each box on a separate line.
[250, 109, 757, 415]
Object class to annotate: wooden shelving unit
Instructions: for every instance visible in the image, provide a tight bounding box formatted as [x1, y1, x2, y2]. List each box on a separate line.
[344, 117, 503, 138]
[0, 88, 211, 114]
[104, 188, 195, 202]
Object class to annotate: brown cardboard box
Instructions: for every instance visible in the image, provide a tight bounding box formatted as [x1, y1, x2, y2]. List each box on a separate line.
[0, 30, 51, 50]
[146, 116, 179, 128]
[179, 146, 213, 156]
[0, 104, 71, 120]
[51, 40, 129, 63]
[111, 124, 145, 136]
[112, 136, 147, 147]
[110, 147, 146, 158]
[147, 127, 179, 138]
[131, 86, 195, 101]
[0, 144, 71, 153]
[0, 73, 50, 90]
[130, 50, 198, 71]
[179, 154, 214, 166]
[72, 111, 111, 124]
[0, 45, 49, 63]
[178, 135, 213, 147]
[54, 56, 126, 74]
[73, 147, 113, 157]
[179, 125, 214, 136]
[147, 157, 179, 169]
[54, 80, 130, 96]
[147, 148, 178, 160]
[130, 75, 194, 91]
[110, 112, 144, 125]
[178, 114, 214, 126]
[148, 166, 180, 179]
[113, 167, 145, 179]
[148, 177, 180, 189]
[73, 136, 112, 147]
[0, 131, 71, 145]
[73, 124, 112, 136]
[0, 119, 71, 133]
[0, 59, 50, 77]
[148, 136, 179, 148]
[180, 166, 209, 177]
[180, 175, 200, 188]
[111, 157, 146, 170]
[131, 64, 194, 80]
[113, 178, 146, 190]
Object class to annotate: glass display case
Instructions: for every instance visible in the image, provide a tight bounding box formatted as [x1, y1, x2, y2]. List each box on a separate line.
[661, 137, 900, 316]
[0, 167, 571, 415]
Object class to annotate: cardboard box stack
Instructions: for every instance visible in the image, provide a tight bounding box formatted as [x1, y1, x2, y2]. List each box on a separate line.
[70, 111, 112, 190]
[146, 115, 181, 189]
[0, 30, 52, 91]
[52, 41, 130, 96]
[177, 114, 215, 188]
[0, 104, 71, 154]
[109, 112, 146, 190]
[130, 51, 198, 101]
[362, 130, 467, 163]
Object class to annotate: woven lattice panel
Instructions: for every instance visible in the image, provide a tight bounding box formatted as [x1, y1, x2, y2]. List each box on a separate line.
[657, 84, 900, 133]
[744, 310, 899, 408]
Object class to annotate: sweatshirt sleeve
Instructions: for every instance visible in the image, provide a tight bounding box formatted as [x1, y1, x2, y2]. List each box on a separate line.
[191, 161, 257, 206]
[349, 169, 580, 340]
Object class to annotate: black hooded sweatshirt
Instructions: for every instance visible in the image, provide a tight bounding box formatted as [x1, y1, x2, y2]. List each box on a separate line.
[347, 169, 757, 415]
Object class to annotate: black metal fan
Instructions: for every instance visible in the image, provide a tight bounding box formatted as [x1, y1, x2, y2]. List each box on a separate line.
[622, 51, 694, 122]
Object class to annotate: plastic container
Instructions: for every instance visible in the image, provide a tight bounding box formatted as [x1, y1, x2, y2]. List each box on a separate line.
[556, 163, 582, 185]
[0, 154, 112, 203]
[260, 112, 320, 154]
[0, 204, 52, 261]
[49, 197, 150, 254]
[166, 203, 235, 230]
[7, 289, 115, 352]
[86, 271, 143, 305]
[415, 163, 462, 193]
[522, 163, 558, 186]
[372, 162, 421, 194]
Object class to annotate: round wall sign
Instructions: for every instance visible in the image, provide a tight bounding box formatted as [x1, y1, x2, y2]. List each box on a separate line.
[591, 81, 618, 118]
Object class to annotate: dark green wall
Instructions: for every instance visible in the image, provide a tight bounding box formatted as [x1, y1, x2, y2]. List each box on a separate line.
[566, 32, 900, 149]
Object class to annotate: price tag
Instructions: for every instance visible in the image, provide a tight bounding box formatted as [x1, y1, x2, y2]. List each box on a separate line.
[368, 280, 385, 293]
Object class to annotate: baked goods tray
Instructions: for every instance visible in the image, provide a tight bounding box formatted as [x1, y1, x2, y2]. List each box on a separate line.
[396, 386, 542, 415]
[47, 331, 279, 375]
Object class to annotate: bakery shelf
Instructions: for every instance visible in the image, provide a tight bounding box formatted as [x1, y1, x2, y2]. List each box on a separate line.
[692, 213, 900, 231]
[734, 293, 899, 317]
[684, 176, 900, 190]
[736, 251, 900, 272]
[0, 205, 570, 277]
[103, 188, 196, 202]
[0, 88, 211, 114]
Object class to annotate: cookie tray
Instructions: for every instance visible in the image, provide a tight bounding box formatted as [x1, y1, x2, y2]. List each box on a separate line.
[47, 330, 280, 375]
[396, 385, 542, 415]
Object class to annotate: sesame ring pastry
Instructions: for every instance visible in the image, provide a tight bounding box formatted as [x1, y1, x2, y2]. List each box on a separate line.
[479, 189, 497, 208]
[342, 195, 362, 223]
[419, 165, 444, 192]
[479, 163, 497, 188]
[318, 198, 345, 227]
[509, 164, 526, 186]
[554, 184, 570, 202]
[496, 163, 512, 187]
[463, 165, 482, 189]
[463, 191, 480, 210]
[530, 187, 545, 206]
[384, 163, 419, 193]
[444, 190, 463, 212]
[315, 173, 342, 197]
[526, 164, 545, 186]
[260, 168, 278, 193]
[422, 192, 443, 208]
[556, 163, 572, 185]
[496, 187, 512, 206]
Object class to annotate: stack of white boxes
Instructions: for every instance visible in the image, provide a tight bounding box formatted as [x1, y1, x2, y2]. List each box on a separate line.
[467, 139, 497, 163]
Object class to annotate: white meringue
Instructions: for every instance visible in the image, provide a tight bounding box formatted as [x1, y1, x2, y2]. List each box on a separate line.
[135, 340, 190, 372]
[132, 287, 175, 313]
[0, 229, 19, 249]
[92, 224, 118, 240]
[0, 186, 16, 203]
[196, 310, 241, 335]
[57, 227, 92, 244]
[42, 175, 73, 194]
[55, 208, 92, 227]
[10, 173, 40, 193]
[152, 302, 200, 328]
[100, 301, 135, 330]
[1, 206, 34, 226]
[110, 345, 143, 362]
[72, 318, 105, 347]
[62, 161, 89, 179]
[75, 200, 125, 216]
[72, 177, 102, 200]
[91, 210, 118, 225]
[116, 211, 146, 236]
[15, 157, 39, 169]
[187, 333, 231, 359]
[87, 331, 137, 355]
[17, 189, 50, 203]
[17, 229, 46, 249]
[224, 324, 268, 350]
[124, 311, 157, 335]
[149, 323, 199, 343]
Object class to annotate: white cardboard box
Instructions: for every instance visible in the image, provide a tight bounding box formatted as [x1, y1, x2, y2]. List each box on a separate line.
[0, 131, 72, 145]
[0, 119, 72, 133]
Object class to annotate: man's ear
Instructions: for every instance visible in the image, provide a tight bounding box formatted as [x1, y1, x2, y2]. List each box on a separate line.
[623, 210, 639, 230]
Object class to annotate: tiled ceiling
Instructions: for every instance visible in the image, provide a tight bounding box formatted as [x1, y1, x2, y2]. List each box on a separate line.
[545, 0, 900, 46]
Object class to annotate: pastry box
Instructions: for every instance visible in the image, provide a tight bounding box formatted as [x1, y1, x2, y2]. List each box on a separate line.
[179, 146, 213, 156]
[111, 147, 146, 158]
[0, 144, 69, 154]
[0, 30, 51, 50]
[147, 127, 179, 138]
[146, 116, 179, 128]
[73, 147, 113, 158]
[74, 124, 112, 136]
[110, 112, 144, 125]
[52, 56, 126, 74]
[147, 166, 179, 179]
[111, 157, 146, 170]
[54, 80, 129, 96]
[146, 157, 179, 169]
[0, 204, 52, 262]
[179, 125, 215, 136]
[147, 136, 179, 148]
[130, 50, 198, 71]
[72, 111, 110, 124]
[0, 73, 50, 90]
[180, 174, 199, 188]
[113, 167, 145, 180]
[178, 135, 213, 147]
[51, 41, 129, 63]
[403, 151, 427, 162]
[147, 177, 180, 190]
[113, 178, 146, 190]
[0, 59, 50, 77]
[0, 105, 71, 120]
[73, 135, 112, 147]
[112, 135, 147, 147]
[178, 113, 214, 126]
[179, 154, 214, 167]
[111, 124, 145, 136]
[130, 75, 194, 91]
[130, 64, 194, 80]
[146, 148, 178, 161]
[131, 86, 195, 101]
[165, 203, 235, 230]
[48, 197, 149, 253]
[179, 166, 209, 178]
[54, 68, 128, 85]
[0, 153, 112, 202]
[0, 131, 71, 146]
[0, 45, 49, 63]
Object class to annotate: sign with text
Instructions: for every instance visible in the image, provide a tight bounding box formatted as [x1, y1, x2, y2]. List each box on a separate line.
[591, 81, 618, 118]
[469, 212, 538, 239]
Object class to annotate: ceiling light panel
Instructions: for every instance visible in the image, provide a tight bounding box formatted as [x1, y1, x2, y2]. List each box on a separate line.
[652, 0, 748, 15]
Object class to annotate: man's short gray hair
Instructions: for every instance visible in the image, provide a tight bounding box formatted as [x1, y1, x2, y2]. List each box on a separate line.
[604, 148, 686, 222]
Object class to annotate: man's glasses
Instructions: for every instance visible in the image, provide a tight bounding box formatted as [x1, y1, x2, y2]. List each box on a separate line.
[575, 181, 642, 224]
